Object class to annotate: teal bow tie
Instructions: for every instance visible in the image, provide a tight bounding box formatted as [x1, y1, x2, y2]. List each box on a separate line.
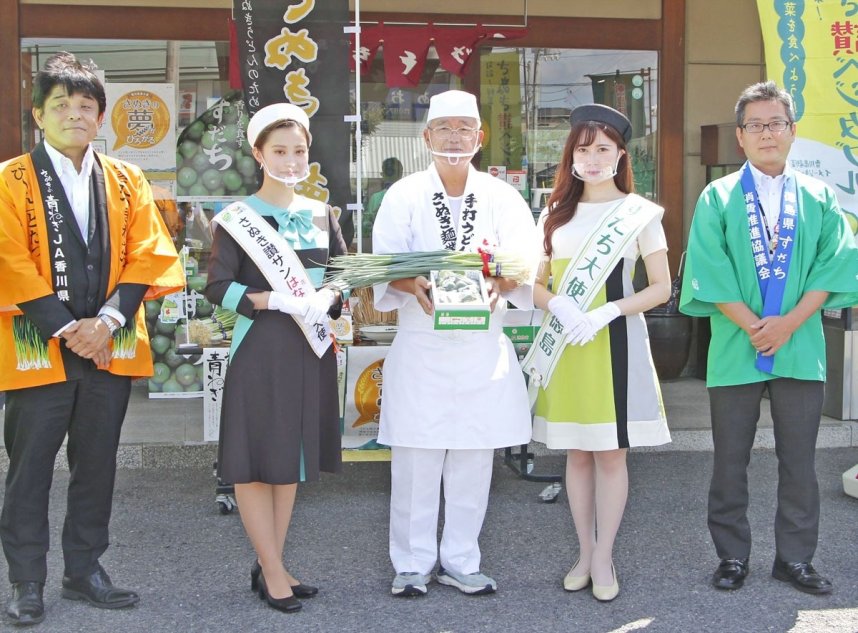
[273, 208, 320, 246]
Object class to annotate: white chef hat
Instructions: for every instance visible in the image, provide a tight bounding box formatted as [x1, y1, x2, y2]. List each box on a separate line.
[247, 103, 311, 147]
[427, 90, 480, 124]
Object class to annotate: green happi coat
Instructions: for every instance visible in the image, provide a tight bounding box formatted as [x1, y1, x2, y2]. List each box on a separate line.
[680, 169, 858, 387]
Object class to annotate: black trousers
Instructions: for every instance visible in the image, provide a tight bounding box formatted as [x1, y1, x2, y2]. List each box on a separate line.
[1, 370, 131, 583]
[707, 378, 824, 563]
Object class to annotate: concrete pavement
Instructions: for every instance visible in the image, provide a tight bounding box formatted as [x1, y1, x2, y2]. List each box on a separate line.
[0, 449, 855, 632]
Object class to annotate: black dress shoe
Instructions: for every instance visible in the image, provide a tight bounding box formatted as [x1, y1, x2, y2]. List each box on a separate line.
[6, 582, 45, 626]
[61, 564, 139, 609]
[711, 558, 749, 590]
[257, 572, 302, 613]
[772, 559, 833, 595]
[251, 560, 317, 598]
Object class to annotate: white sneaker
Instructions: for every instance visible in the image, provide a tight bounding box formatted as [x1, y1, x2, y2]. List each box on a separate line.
[436, 567, 497, 595]
[391, 572, 430, 597]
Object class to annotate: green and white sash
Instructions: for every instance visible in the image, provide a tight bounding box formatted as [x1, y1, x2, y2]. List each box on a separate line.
[522, 194, 661, 405]
[212, 201, 332, 358]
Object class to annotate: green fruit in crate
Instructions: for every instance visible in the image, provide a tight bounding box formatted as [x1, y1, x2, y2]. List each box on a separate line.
[189, 183, 208, 197]
[237, 155, 257, 177]
[148, 379, 162, 392]
[161, 377, 184, 393]
[152, 361, 171, 384]
[186, 275, 207, 293]
[179, 139, 198, 160]
[177, 166, 198, 189]
[184, 381, 203, 392]
[155, 319, 178, 335]
[201, 169, 223, 191]
[222, 169, 243, 192]
[190, 151, 212, 173]
[196, 363, 206, 381]
[173, 323, 188, 343]
[144, 300, 162, 320]
[195, 297, 213, 318]
[163, 347, 186, 369]
[185, 120, 205, 141]
[175, 363, 198, 386]
[150, 335, 171, 356]
[221, 124, 239, 144]
[200, 130, 218, 150]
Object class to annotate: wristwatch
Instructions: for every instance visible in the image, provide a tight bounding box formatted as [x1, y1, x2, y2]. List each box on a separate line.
[98, 314, 120, 338]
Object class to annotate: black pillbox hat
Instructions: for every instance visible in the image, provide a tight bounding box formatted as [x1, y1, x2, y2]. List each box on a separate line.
[569, 103, 633, 143]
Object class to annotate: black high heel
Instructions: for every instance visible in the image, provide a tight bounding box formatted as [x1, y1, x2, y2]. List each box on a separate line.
[257, 571, 302, 613]
[252, 560, 318, 598]
[251, 560, 261, 592]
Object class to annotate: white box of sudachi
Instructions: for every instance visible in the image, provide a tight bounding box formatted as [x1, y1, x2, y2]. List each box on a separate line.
[430, 270, 490, 331]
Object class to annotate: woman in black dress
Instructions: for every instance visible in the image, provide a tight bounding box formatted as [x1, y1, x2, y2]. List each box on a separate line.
[205, 103, 347, 613]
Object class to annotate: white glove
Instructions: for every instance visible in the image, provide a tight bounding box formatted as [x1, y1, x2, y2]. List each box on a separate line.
[548, 295, 588, 340]
[570, 302, 622, 345]
[303, 288, 336, 325]
[268, 291, 309, 317]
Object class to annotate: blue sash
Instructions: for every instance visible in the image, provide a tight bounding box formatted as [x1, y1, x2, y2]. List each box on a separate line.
[739, 162, 798, 373]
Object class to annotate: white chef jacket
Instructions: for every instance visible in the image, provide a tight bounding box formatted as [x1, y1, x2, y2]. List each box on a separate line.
[372, 163, 537, 449]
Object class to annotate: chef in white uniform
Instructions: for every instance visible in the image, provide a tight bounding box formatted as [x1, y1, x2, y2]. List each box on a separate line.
[372, 90, 536, 597]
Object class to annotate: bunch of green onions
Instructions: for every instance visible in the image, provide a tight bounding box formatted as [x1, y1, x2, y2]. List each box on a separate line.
[187, 307, 239, 347]
[326, 249, 531, 289]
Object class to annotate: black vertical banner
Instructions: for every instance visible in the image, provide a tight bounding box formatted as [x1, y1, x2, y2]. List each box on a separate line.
[233, 0, 352, 245]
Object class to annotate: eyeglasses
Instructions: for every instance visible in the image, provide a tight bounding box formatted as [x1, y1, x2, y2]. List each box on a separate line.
[428, 126, 479, 140]
[740, 120, 791, 134]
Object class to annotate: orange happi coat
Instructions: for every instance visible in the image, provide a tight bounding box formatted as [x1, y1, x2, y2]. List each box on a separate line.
[0, 151, 185, 390]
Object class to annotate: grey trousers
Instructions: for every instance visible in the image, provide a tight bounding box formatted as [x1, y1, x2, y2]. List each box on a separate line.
[707, 378, 824, 563]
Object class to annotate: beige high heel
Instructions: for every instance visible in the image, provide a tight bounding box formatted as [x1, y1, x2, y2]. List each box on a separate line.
[591, 563, 619, 602]
[563, 560, 591, 592]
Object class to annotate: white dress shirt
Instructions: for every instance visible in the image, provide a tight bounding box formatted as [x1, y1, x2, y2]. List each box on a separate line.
[43, 140, 95, 240]
[748, 161, 790, 252]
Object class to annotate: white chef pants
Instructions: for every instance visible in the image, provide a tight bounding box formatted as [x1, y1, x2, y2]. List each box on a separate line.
[389, 446, 494, 576]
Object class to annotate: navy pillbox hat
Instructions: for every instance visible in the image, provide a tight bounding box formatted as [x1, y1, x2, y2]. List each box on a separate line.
[569, 103, 633, 143]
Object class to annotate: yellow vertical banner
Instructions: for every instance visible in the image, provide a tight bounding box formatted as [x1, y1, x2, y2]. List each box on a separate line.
[480, 51, 524, 170]
[757, 0, 858, 229]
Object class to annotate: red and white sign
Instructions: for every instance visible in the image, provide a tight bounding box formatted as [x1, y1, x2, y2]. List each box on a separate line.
[488, 165, 507, 180]
[506, 169, 527, 190]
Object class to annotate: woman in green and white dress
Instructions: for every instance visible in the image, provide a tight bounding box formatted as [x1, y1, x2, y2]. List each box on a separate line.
[531, 104, 671, 602]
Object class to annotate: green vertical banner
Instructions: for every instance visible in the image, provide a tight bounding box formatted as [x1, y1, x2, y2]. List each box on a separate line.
[587, 71, 647, 139]
[480, 51, 524, 169]
[757, 0, 858, 233]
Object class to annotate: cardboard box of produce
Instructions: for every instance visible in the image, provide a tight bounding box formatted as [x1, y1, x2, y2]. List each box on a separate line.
[430, 270, 490, 331]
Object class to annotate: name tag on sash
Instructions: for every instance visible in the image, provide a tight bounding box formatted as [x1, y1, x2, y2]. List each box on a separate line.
[522, 194, 661, 406]
[212, 202, 332, 358]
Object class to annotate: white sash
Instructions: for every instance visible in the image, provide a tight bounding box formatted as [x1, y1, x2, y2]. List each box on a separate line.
[522, 194, 661, 405]
[428, 164, 485, 251]
[211, 201, 332, 358]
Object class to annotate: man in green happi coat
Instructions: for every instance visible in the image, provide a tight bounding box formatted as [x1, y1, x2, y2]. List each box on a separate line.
[681, 81, 858, 596]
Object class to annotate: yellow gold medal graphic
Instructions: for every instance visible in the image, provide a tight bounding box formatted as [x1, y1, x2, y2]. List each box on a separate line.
[353, 359, 384, 427]
[111, 90, 170, 150]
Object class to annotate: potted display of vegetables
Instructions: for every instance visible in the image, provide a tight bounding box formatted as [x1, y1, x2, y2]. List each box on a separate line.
[144, 270, 237, 396]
